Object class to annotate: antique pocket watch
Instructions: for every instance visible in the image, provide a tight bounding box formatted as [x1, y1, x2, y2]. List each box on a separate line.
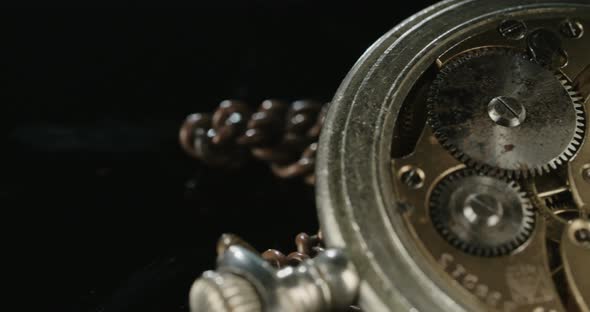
[183, 0, 590, 311]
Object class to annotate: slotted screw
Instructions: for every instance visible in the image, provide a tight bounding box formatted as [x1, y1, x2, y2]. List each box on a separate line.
[498, 20, 527, 40]
[560, 19, 584, 39]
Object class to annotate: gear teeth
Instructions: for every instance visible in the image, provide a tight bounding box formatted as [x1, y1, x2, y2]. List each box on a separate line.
[542, 192, 578, 212]
[563, 76, 587, 162]
[429, 169, 535, 257]
[428, 49, 587, 176]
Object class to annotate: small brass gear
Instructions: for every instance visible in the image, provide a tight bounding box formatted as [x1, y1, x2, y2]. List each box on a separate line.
[429, 169, 535, 257]
[529, 189, 582, 242]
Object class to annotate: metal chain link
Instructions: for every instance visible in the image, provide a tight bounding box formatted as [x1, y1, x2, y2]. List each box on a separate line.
[179, 99, 328, 185]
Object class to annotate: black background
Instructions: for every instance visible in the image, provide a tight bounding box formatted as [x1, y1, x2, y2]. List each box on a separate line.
[2, 1, 437, 311]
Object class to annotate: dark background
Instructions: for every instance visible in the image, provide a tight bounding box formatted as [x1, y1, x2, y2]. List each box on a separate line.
[2, 1, 436, 311]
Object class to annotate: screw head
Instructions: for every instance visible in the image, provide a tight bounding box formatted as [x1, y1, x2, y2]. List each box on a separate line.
[462, 193, 504, 227]
[399, 166, 425, 190]
[498, 20, 527, 40]
[487, 96, 527, 127]
[560, 19, 584, 39]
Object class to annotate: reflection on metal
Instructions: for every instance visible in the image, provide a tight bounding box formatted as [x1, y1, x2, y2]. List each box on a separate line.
[190, 243, 359, 312]
[319, 1, 590, 311]
[187, 0, 590, 311]
[180, 99, 326, 185]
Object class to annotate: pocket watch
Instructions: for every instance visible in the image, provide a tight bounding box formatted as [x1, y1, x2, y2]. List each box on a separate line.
[182, 0, 590, 311]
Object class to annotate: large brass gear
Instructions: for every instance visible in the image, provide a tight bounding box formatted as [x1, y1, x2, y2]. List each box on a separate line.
[427, 47, 585, 178]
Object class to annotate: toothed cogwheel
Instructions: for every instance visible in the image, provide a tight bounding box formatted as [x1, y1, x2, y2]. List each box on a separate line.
[428, 47, 585, 177]
[429, 170, 535, 257]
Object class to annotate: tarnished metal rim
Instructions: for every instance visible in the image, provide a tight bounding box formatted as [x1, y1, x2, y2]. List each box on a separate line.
[316, 1, 590, 311]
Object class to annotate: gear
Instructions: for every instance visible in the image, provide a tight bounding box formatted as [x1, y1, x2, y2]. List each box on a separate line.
[429, 169, 535, 257]
[544, 192, 577, 211]
[537, 191, 582, 242]
[428, 47, 585, 177]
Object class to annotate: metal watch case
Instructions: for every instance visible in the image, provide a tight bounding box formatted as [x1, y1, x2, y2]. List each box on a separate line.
[317, 0, 590, 311]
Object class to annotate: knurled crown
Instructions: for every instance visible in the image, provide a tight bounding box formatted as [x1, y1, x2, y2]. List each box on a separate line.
[189, 271, 262, 312]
